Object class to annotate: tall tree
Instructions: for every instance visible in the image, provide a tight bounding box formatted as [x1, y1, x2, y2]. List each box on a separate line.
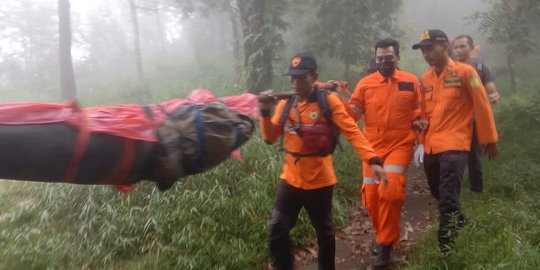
[82, 5, 130, 76]
[237, 0, 287, 93]
[151, 1, 166, 53]
[133, 0, 169, 54]
[306, 0, 402, 80]
[171, 0, 286, 92]
[471, 0, 540, 92]
[227, 1, 243, 83]
[128, 0, 150, 100]
[58, 0, 77, 99]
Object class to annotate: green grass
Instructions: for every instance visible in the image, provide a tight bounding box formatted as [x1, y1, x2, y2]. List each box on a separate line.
[0, 62, 367, 269]
[0, 128, 364, 269]
[2, 72, 538, 269]
[405, 90, 540, 270]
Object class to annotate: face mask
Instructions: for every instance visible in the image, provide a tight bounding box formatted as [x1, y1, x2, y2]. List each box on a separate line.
[377, 61, 396, 78]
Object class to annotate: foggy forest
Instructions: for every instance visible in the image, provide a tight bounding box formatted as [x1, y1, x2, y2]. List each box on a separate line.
[0, 0, 539, 269]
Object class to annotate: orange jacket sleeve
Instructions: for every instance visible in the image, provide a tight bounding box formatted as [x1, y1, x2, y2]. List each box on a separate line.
[327, 93, 377, 161]
[347, 80, 365, 121]
[337, 93, 358, 119]
[259, 100, 286, 144]
[465, 71, 499, 144]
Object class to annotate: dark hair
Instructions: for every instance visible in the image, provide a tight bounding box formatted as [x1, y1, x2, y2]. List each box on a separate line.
[454, 35, 474, 48]
[375, 39, 400, 57]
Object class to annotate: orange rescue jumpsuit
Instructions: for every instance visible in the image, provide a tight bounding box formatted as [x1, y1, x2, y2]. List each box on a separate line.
[349, 70, 421, 246]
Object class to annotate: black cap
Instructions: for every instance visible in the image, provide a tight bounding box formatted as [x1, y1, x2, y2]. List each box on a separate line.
[412, 29, 449, 50]
[284, 52, 317, 75]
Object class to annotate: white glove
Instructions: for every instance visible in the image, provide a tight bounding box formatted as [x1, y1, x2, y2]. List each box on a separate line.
[413, 144, 425, 167]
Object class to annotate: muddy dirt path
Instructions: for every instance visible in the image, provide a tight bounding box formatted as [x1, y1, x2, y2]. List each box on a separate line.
[296, 166, 437, 270]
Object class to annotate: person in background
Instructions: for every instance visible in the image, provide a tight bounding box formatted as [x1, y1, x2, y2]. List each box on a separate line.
[366, 57, 378, 75]
[348, 39, 422, 269]
[453, 34, 501, 193]
[258, 52, 387, 270]
[412, 29, 499, 253]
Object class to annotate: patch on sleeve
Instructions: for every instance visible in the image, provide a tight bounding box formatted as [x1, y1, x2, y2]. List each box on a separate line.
[398, 82, 414, 92]
[470, 74, 481, 88]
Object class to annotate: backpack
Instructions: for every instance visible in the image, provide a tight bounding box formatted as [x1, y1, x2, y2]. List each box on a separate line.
[470, 59, 487, 85]
[278, 88, 341, 160]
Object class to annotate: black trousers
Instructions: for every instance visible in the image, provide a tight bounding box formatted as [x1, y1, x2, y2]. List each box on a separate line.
[268, 181, 335, 270]
[468, 123, 485, 192]
[424, 151, 468, 244]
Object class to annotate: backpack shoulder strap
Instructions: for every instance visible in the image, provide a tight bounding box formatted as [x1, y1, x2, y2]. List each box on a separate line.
[278, 96, 296, 151]
[279, 96, 296, 129]
[316, 89, 341, 154]
[316, 89, 332, 123]
[476, 61, 483, 73]
[474, 61, 485, 83]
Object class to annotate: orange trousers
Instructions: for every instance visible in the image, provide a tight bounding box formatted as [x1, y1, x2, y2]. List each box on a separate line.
[361, 147, 412, 246]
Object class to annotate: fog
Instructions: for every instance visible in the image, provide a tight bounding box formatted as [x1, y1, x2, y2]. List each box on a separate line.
[0, 0, 537, 103]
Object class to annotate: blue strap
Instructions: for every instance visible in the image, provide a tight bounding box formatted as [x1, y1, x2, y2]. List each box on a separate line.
[193, 105, 206, 170]
[230, 126, 241, 151]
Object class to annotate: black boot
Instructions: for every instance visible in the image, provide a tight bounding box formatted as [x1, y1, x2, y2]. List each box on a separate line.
[373, 245, 392, 270]
[457, 213, 468, 230]
[438, 237, 452, 254]
[438, 229, 455, 255]
[371, 241, 383, 256]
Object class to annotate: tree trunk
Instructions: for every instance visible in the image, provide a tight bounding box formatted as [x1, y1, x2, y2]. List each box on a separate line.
[343, 62, 351, 82]
[228, 3, 243, 83]
[507, 52, 517, 92]
[22, 0, 36, 90]
[128, 0, 150, 100]
[153, 2, 166, 53]
[58, 0, 77, 100]
[236, 0, 272, 93]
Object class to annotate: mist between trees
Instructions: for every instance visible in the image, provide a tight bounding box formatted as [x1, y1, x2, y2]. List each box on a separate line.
[0, 0, 538, 103]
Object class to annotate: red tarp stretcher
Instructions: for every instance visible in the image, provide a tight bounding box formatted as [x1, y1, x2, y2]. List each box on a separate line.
[0, 89, 257, 191]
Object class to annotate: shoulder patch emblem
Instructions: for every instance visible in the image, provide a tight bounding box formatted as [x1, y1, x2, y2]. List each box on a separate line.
[470, 74, 481, 88]
[310, 111, 318, 119]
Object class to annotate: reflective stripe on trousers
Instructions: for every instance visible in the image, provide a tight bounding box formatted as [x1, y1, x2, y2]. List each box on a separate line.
[384, 164, 407, 174]
[363, 164, 407, 184]
[363, 177, 378, 184]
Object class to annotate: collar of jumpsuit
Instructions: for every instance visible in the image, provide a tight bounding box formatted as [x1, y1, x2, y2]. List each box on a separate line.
[376, 68, 398, 83]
